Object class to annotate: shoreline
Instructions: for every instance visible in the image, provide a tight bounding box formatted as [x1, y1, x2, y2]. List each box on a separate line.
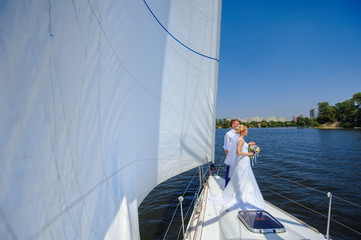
[315, 126, 361, 130]
[216, 126, 361, 130]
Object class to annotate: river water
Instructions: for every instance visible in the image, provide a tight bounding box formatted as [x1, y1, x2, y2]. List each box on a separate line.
[139, 128, 361, 240]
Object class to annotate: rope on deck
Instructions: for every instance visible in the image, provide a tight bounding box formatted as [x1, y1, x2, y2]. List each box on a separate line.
[199, 173, 211, 240]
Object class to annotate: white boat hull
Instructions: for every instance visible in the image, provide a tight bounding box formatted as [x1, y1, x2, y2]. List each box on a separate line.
[186, 175, 326, 240]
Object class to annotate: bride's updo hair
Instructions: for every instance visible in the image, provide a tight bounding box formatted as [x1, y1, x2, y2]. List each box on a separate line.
[236, 125, 247, 134]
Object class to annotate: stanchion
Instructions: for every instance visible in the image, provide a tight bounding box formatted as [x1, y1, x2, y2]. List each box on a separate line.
[199, 166, 202, 187]
[326, 192, 332, 240]
[179, 196, 185, 240]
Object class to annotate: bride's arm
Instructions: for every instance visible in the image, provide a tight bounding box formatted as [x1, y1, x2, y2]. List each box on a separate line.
[237, 138, 254, 156]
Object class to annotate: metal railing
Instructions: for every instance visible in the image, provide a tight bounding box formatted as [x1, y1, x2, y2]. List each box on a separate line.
[258, 168, 361, 239]
[164, 156, 361, 240]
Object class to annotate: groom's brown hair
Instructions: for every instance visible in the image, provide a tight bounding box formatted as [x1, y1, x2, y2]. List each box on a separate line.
[229, 119, 239, 127]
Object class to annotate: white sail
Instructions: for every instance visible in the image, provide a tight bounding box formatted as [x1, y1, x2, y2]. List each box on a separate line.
[0, 0, 222, 239]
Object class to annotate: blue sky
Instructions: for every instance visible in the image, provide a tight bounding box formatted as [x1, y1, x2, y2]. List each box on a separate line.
[216, 0, 361, 120]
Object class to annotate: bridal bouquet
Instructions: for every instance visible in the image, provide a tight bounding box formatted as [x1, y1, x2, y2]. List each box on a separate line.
[249, 145, 260, 166]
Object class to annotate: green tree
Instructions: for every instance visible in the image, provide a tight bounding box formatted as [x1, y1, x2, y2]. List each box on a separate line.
[287, 121, 297, 127]
[250, 121, 258, 128]
[216, 118, 231, 128]
[335, 100, 355, 127]
[216, 119, 223, 128]
[304, 117, 312, 126]
[223, 118, 230, 128]
[268, 121, 276, 127]
[260, 120, 268, 128]
[352, 92, 361, 127]
[297, 117, 305, 126]
[317, 102, 336, 124]
[352, 92, 361, 106]
[310, 119, 320, 127]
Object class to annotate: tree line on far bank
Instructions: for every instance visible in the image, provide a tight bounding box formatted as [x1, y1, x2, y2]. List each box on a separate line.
[216, 92, 361, 129]
[216, 118, 299, 128]
[317, 92, 361, 128]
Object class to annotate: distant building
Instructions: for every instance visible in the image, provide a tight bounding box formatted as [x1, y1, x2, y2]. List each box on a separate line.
[276, 116, 288, 122]
[310, 109, 319, 119]
[236, 116, 290, 123]
[293, 115, 305, 123]
[265, 116, 278, 122]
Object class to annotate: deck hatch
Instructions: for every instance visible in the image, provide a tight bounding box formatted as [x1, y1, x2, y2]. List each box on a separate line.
[237, 210, 286, 234]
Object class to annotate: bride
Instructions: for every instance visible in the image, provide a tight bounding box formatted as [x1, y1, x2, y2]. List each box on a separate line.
[212, 125, 265, 210]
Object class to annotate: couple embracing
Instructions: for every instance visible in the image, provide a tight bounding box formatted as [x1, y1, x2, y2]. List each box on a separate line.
[213, 119, 265, 211]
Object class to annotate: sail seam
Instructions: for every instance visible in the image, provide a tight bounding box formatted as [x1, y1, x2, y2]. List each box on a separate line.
[142, 0, 219, 61]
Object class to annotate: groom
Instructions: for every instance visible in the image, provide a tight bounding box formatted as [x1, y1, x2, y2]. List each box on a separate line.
[223, 119, 240, 186]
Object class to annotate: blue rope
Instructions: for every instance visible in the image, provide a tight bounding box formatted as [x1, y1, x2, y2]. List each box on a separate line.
[142, 0, 219, 61]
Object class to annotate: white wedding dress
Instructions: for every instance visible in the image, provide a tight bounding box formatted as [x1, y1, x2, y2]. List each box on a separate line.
[212, 138, 265, 210]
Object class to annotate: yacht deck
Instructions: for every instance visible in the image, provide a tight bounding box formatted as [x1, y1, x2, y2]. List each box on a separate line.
[185, 175, 326, 240]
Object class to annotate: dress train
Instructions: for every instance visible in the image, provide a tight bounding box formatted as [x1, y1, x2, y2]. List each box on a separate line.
[211, 141, 265, 210]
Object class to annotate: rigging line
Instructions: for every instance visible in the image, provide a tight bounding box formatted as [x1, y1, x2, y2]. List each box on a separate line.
[260, 169, 326, 195]
[329, 216, 361, 236]
[203, 157, 212, 175]
[182, 172, 205, 239]
[332, 195, 361, 209]
[162, 202, 180, 240]
[216, 156, 226, 175]
[262, 186, 328, 219]
[177, 186, 202, 240]
[182, 168, 200, 197]
[183, 174, 205, 220]
[176, 185, 203, 240]
[142, 0, 219, 61]
[263, 186, 361, 236]
[176, 193, 198, 240]
[184, 191, 199, 220]
[177, 186, 202, 239]
[179, 185, 205, 239]
[260, 169, 361, 209]
[164, 169, 199, 240]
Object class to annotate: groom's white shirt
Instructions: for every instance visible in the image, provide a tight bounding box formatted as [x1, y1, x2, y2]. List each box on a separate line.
[223, 129, 236, 151]
[223, 129, 237, 167]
